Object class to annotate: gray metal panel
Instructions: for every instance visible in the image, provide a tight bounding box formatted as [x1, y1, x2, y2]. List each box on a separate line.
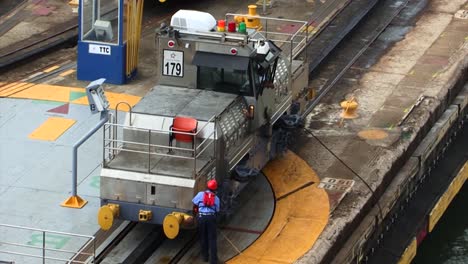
[179, 90, 238, 120]
[132, 85, 200, 117]
[132, 85, 238, 121]
[157, 35, 198, 88]
[100, 176, 147, 203]
[197, 41, 253, 57]
[192, 52, 250, 70]
[102, 200, 190, 225]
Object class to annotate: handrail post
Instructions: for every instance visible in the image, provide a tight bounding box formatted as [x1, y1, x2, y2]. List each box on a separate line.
[93, 237, 96, 262]
[214, 117, 217, 160]
[193, 131, 197, 176]
[148, 129, 151, 174]
[42, 231, 45, 264]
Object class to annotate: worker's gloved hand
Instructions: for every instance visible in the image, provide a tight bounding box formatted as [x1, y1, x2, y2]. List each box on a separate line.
[193, 205, 199, 215]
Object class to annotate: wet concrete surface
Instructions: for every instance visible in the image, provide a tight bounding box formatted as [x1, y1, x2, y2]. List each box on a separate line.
[295, 0, 468, 262]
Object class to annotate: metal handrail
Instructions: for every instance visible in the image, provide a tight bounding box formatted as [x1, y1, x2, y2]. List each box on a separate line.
[0, 223, 95, 264]
[224, 13, 309, 59]
[0, 241, 93, 256]
[103, 115, 217, 178]
[115, 100, 133, 125]
[105, 146, 195, 160]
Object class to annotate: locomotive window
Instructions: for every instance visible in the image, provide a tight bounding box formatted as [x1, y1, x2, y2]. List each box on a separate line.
[197, 66, 253, 96]
[151, 185, 156, 195]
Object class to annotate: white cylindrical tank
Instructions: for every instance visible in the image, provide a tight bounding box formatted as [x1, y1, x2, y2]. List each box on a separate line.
[170, 10, 217, 32]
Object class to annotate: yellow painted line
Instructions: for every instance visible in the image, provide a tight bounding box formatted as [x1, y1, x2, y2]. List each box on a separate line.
[10, 83, 72, 102]
[59, 69, 76, 77]
[227, 151, 329, 264]
[72, 91, 141, 111]
[43, 65, 60, 73]
[6, 82, 141, 110]
[398, 237, 417, 264]
[428, 161, 468, 232]
[0, 83, 36, 97]
[0, 82, 21, 91]
[29, 117, 76, 141]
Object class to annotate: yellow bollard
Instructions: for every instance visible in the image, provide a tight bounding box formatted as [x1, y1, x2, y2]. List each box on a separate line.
[234, 5, 262, 29]
[340, 98, 359, 119]
[163, 212, 194, 239]
[98, 204, 120, 230]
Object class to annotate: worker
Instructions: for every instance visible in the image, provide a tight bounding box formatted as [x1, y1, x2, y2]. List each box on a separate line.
[192, 179, 220, 264]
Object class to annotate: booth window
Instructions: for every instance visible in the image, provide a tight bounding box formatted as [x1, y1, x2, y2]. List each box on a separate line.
[81, 0, 119, 44]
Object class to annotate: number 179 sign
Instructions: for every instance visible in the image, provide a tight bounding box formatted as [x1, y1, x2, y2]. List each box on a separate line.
[162, 50, 184, 77]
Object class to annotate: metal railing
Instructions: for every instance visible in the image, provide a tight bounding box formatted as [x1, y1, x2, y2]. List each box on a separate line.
[224, 13, 310, 62]
[103, 115, 217, 178]
[0, 224, 95, 264]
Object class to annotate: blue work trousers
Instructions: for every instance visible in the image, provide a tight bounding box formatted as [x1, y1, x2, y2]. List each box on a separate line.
[198, 215, 217, 264]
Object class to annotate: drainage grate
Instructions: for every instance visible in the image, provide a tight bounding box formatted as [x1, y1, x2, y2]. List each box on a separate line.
[318, 177, 355, 191]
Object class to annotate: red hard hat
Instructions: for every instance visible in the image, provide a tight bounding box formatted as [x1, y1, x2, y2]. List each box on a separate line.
[207, 179, 217, 190]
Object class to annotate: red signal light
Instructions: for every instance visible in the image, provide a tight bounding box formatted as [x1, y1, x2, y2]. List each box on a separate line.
[168, 40, 175, 48]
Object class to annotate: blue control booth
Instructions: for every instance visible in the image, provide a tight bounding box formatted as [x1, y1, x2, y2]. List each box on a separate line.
[77, 0, 143, 84]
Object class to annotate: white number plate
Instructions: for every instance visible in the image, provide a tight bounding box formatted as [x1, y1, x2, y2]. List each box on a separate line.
[89, 44, 111, 55]
[162, 50, 183, 77]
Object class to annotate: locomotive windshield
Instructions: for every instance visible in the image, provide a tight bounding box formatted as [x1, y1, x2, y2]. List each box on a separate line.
[197, 66, 253, 96]
[193, 51, 253, 96]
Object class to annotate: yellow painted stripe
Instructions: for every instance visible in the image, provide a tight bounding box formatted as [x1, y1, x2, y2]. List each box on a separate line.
[6, 82, 141, 110]
[0, 82, 21, 91]
[398, 237, 417, 264]
[0, 83, 36, 97]
[227, 151, 329, 264]
[72, 91, 141, 111]
[429, 161, 468, 232]
[10, 84, 72, 102]
[29, 117, 76, 141]
[263, 151, 318, 197]
[43, 65, 60, 73]
[59, 69, 76, 77]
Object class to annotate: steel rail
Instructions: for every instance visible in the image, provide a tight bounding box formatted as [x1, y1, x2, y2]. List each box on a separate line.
[93, 222, 137, 264]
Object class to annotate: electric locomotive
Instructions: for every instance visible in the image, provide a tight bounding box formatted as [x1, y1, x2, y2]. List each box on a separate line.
[97, 7, 314, 238]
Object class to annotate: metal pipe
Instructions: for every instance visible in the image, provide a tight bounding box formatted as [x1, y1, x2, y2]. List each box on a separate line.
[42, 231, 45, 264]
[148, 129, 151, 174]
[0, 224, 95, 238]
[0, 250, 89, 263]
[177, 29, 248, 42]
[71, 111, 109, 196]
[1, 241, 93, 257]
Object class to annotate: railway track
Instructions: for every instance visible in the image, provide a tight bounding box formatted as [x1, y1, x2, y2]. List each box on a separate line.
[93, 223, 198, 264]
